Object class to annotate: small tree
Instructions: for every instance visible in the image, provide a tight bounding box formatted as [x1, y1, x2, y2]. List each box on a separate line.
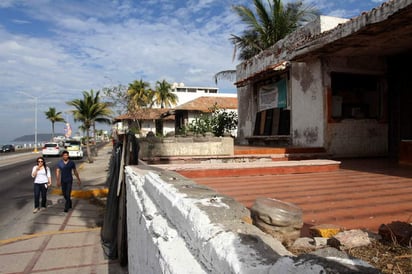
[186, 105, 238, 137]
[211, 108, 238, 137]
[187, 114, 213, 136]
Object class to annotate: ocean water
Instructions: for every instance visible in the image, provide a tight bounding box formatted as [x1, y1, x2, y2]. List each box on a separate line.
[0, 138, 48, 148]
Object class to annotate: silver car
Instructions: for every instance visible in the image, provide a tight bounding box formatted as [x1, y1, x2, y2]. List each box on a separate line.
[42, 142, 63, 157]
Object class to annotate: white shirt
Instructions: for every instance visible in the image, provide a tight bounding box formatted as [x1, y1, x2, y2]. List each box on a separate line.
[32, 166, 51, 184]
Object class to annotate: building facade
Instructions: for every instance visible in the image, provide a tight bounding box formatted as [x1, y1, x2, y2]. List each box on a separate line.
[235, 0, 412, 158]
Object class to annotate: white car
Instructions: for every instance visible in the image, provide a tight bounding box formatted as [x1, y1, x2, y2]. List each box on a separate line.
[64, 140, 84, 159]
[42, 142, 63, 157]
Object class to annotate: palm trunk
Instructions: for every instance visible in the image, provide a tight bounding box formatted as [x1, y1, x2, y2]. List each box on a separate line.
[52, 122, 55, 139]
[86, 128, 93, 163]
[92, 122, 97, 156]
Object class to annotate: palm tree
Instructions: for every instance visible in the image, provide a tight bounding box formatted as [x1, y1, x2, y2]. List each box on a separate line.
[232, 0, 318, 60]
[67, 90, 112, 163]
[214, 0, 318, 83]
[44, 107, 66, 139]
[154, 80, 178, 108]
[127, 79, 152, 111]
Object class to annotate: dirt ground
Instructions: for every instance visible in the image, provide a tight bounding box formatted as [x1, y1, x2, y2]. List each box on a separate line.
[347, 240, 411, 274]
[290, 239, 411, 274]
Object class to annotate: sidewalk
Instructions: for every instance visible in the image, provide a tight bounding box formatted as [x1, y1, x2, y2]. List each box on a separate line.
[0, 143, 128, 274]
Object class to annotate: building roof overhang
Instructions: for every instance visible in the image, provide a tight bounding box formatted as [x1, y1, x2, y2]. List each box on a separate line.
[234, 61, 290, 87]
[114, 108, 173, 122]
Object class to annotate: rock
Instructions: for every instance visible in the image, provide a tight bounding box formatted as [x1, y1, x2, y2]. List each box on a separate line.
[310, 246, 350, 259]
[378, 221, 412, 247]
[309, 224, 343, 238]
[327, 229, 371, 250]
[291, 237, 315, 250]
[313, 237, 328, 248]
[254, 218, 301, 246]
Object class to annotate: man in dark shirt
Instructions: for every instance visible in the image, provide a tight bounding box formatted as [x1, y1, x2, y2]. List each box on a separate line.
[56, 150, 81, 212]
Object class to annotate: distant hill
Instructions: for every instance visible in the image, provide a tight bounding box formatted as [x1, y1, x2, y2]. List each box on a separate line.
[13, 133, 65, 142]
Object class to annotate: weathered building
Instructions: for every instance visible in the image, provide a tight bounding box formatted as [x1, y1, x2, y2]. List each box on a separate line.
[163, 96, 238, 135]
[235, 0, 412, 158]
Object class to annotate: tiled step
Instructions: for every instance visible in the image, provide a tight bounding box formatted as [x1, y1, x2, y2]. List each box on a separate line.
[192, 162, 412, 233]
[234, 146, 331, 161]
[154, 159, 341, 178]
[234, 146, 326, 155]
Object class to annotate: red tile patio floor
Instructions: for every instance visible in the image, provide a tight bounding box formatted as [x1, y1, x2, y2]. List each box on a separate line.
[182, 157, 412, 235]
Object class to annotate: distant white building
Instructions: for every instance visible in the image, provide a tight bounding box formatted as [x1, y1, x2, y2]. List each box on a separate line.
[171, 82, 236, 106]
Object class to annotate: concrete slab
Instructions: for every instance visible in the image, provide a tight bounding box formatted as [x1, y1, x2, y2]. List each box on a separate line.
[0, 251, 36, 273]
[46, 231, 99, 248]
[33, 245, 96, 270]
[0, 236, 44, 253]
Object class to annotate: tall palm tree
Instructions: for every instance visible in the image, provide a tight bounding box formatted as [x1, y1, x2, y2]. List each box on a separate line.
[154, 80, 178, 108]
[214, 0, 318, 83]
[44, 107, 66, 139]
[127, 79, 152, 111]
[67, 90, 112, 163]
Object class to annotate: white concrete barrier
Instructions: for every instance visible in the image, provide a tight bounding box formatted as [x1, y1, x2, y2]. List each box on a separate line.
[125, 165, 378, 274]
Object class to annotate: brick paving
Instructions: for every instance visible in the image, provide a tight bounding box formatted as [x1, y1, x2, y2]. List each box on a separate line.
[185, 157, 412, 235]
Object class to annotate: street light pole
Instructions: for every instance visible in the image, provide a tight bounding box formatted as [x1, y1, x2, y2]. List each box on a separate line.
[19, 91, 39, 153]
[34, 96, 38, 152]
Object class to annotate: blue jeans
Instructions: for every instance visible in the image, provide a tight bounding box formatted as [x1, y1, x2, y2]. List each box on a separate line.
[34, 183, 47, 208]
[61, 181, 73, 210]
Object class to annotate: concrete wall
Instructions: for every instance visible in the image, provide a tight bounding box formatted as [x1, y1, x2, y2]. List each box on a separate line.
[138, 136, 234, 158]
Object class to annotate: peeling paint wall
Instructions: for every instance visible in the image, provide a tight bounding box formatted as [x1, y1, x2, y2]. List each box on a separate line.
[236, 85, 256, 144]
[290, 61, 324, 147]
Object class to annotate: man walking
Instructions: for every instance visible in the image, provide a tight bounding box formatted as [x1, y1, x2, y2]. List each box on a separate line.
[56, 150, 81, 212]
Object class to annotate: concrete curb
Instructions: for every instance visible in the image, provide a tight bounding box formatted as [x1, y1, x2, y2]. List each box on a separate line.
[50, 188, 108, 199]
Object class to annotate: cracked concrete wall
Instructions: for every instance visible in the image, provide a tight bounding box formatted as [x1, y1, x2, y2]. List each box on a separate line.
[125, 165, 379, 273]
[138, 136, 234, 158]
[125, 165, 292, 273]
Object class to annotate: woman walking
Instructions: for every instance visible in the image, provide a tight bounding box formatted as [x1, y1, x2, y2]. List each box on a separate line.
[31, 157, 51, 213]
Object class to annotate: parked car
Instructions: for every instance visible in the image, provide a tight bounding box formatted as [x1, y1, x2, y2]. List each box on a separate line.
[1, 144, 15, 152]
[64, 140, 84, 159]
[42, 142, 63, 157]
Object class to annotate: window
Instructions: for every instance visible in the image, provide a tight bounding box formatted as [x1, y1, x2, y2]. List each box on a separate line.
[331, 72, 384, 119]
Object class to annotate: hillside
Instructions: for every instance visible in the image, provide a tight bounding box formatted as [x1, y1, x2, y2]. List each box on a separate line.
[13, 133, 64, 142]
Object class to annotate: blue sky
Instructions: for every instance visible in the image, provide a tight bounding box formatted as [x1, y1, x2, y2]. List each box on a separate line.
[0, 0, 385, 142]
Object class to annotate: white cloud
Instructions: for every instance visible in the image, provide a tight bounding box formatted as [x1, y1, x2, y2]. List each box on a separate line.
[0, 0, 386, 141]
